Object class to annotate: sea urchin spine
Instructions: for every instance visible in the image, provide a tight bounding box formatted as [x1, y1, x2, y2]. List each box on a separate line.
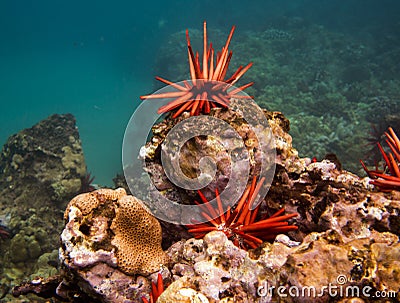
[140, 21, 253, 118]
[186, 176, 298, 250]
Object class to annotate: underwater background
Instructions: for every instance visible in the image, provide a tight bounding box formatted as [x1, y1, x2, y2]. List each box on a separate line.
[1, 0, 399, 186]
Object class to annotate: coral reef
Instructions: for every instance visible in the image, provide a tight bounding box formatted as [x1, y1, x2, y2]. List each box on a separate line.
[156, 153, 400, 302]
[153, 18, 400, 174]
[158, 229, 399, 302]
[8, 18, 400, 303]
[110, 193, 168, 275]
[0, 113, 86, 203]
[11, 110, 400, 303]
[271, 159, 400, 241]
[0, 113, 87, 302]
[143, 106, 295, 207]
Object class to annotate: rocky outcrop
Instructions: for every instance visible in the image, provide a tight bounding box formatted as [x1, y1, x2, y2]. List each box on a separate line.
[0, 113, 87, 301]
[10, 112, 400, 303]
[160, 230, 399, 302]
[143, 107, 295, 205]
[0, 113, 86, 204]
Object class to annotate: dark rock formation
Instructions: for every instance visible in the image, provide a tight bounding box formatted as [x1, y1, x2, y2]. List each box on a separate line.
[0, 113, 87, 302]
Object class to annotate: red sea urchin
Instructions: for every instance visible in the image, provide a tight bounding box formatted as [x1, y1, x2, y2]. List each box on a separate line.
[79, 171, 95, 193]
[361, 127, 400, 191]
[0, 226, 10, 240]
[140, 21, 254, 118]
[142, 273, 164, 303]
[186, 176, 298, 250]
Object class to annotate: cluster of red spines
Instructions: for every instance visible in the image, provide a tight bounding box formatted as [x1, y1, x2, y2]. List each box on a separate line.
[361, 127, 400, 191]
[140, 21, 253, 118]
[0, 227, 10, 240]
[186, 176, 298, 250]
[142, 273, 164, 303]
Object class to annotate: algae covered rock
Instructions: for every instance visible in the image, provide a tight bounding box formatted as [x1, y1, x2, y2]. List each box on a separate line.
[143, 106, 294, 205]
[0, 113, 87, 301]
[0, 113, 86, 206]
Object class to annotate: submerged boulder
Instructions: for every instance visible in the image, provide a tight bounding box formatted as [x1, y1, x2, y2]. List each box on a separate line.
[0, 113, 87, 301]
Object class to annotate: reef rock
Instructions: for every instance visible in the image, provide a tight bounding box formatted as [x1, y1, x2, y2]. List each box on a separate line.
[141, 106, 297, 246]
[0, 113, 87, 301]
[11, 111, 400, 303]
[0, 113, 86, 203]
[58, 188, 169, 302]
[142, 107, 400, 302]
[267, 158, 400, 243]
[159, 230, 399, 303]
[143, 107, 296, 204]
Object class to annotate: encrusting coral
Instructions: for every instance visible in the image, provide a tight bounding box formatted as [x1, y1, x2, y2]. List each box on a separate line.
[62, 188, 168, 276]
[110, 194, 169, 275]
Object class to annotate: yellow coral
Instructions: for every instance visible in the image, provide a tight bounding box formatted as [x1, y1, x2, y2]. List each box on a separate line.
[111, 195, 168, 275]
[61, 145, 86, 176]
[63, 188, 168, 275]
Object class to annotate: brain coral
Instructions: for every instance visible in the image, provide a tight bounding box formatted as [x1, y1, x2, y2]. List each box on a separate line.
[63, 188, 168, 275]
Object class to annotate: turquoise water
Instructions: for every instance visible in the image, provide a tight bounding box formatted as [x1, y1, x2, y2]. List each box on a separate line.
[0, 1, 163, 185]
[1, 0, 399, 185]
